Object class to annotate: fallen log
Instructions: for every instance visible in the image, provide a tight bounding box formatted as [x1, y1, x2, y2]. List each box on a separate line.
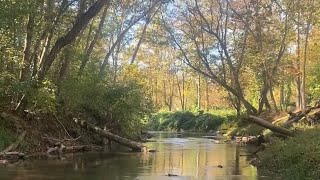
[0, 152, 25, 159]
[248, 115, 294, 137]
[284, 107, 320, 126]
[47, 144, 65, 155]
[73, 118, 144, 151]
[47, 145, 102, 155]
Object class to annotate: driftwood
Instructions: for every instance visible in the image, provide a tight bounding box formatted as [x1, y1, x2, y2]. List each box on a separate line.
[248, 115, 294, 137]
[47, 145, 102, 155]
[284, 108, 313, 126]
[73, 118, 144, 151]
[0, 152, 25, 159]
[47, 144, 65, 155]
[43, 135, 81, 146]
[0, 131, 26, 160]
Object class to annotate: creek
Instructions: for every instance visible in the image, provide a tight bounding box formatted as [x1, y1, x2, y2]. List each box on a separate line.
[0, 132, 274, 180]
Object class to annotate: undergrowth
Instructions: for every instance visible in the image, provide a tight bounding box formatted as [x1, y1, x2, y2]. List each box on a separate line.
[147, 110, 235, 132]
[258, 128, 320, 180]
[0, 119, 15, 151]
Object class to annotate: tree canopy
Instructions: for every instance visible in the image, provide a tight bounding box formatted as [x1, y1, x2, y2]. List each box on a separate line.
[1, 0, 320, 132]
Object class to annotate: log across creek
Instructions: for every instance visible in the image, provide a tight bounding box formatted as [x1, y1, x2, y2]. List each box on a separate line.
[73, 118, 144, 151]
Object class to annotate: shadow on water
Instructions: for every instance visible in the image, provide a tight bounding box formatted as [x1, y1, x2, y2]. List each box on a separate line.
[0, 132, 275, 180]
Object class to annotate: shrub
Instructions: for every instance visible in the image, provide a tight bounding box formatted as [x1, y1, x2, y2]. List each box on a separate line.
[195, 113, 225, 131]
[258, 129, 320, 180]
[147, 111, 227, 132]
[61, 74, 153, 137]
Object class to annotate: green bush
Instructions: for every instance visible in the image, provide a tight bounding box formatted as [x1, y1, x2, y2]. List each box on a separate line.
[258, 129, 320, 180]
[195, 113, 225, 131]
[61, 74, 152, 136]
[147, 111, 227, 132]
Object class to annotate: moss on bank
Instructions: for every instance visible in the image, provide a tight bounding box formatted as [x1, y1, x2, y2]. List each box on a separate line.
[257, 128, 320, 180]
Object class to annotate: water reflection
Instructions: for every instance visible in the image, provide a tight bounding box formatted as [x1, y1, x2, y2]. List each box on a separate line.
[0, 132, 272, 180]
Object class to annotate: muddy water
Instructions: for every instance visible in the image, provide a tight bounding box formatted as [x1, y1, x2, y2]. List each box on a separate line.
[0, 132, 273, 180]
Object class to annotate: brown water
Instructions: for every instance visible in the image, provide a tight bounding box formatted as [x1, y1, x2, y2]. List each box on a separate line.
[0, 132, 273, 180]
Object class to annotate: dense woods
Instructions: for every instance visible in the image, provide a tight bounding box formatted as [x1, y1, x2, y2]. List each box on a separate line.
[1, 0, 320, 156]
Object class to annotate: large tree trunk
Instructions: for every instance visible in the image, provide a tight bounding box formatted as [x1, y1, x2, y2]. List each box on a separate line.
[37, 0, 111, 81]
[73, 118, 144, 151]
[248, 115, 294, 137]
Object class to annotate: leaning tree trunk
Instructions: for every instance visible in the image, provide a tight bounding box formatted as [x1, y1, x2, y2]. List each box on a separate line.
[37, 0, 111, 81]
[73, 118, 144, 151]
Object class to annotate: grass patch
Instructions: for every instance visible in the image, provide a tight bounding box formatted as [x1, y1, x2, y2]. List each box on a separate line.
[258, 128, 320, 180]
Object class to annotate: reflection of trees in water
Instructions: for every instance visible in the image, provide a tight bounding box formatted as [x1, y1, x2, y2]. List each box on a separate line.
[3, 133, 260, 179]
[234, 145, 240, 175]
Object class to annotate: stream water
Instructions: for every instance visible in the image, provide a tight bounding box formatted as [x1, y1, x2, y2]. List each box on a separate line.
[0, 132, 274, 180]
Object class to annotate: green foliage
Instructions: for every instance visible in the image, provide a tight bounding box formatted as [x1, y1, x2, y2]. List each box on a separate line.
[0, 127, 15, 151]
[0, 72, 18, 102]
[61, 73, 152, 136]
[0, 118, 15, 151]
[258, 129, 320, 180]
[148, 111, 227, 132]
[28, 80, 57, 113]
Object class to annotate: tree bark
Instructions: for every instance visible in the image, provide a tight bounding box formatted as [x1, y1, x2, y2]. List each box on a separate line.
[20, 14, 35, 82]
[37, 0, 111, 81]
[301, 11, 312, 111]
[56, 48, 70, 94]
[78, 6, 109, 75]
[73, 118, 144, 151]
[248, 115, 294, 137]
[130, 16, 151, 64]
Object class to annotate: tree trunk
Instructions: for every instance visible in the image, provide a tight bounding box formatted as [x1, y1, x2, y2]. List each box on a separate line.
[20, 14, 35, 82]
[130, 16, 151, 64]
[248, 115, 294, 137]
[269, 82, 279, 112]
[73, 118, 144, 151]
[301, 15, 312, 111]
[78, 6, 109, 75]
[56, 48, 70, 94]
[205, 78, 209, 112]
[197, 74, 201, 110]
[295, 0, 302, 110]
[37, 0, 111, 81]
